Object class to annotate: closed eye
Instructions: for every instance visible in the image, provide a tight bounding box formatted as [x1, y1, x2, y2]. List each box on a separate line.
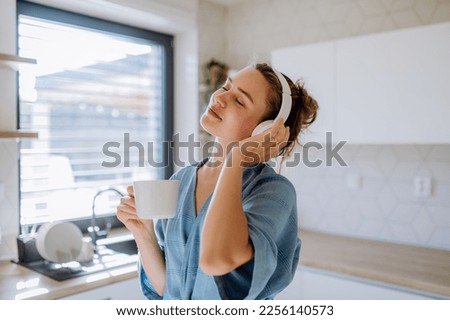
[221, 86, 245, 107]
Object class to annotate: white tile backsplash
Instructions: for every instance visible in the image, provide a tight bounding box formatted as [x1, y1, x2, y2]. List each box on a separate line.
[289, 145, 450, 250]
[377, 185, 398, 215]
[390, 0, 416, 11]
[412, 208, 435, 242]
[414, 0, 438, 23]
[428, 205, 450, 226]
[357, 0, 387, 16]
[428, 227, 450, 248]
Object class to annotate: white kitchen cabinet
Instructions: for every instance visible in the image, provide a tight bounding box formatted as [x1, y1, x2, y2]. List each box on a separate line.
[272, 22, 450, 144]
[276, 266, 433, 300]
[61, 278, 145, 300]
[272, 42, 335, 144]
[336, 23, 450, 144]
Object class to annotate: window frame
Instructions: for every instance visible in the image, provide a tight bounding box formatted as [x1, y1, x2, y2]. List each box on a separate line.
[16, 0, 174, 233]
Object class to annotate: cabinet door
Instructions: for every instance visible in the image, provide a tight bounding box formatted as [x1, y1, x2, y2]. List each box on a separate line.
[336, 22, 450, 144]
[61, 278, 145, 300]
[276, 267, 432, 300]
[272, 42, 335, 144]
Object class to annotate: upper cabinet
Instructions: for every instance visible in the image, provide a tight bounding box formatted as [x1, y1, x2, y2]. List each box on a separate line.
[272, 22, 450, 144]
[272, 42, 336, 144]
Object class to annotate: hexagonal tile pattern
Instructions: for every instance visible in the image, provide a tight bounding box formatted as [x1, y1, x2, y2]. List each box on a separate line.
[376, 146, 398, 175]
[377, 185, 398, 216]
[414, 0, 438, 23]
[388, 203, 421, 223]
[223, 0, 449, 68]
[357, 0, 387, 16]
[282, 142, 450, 249]
[428, 228, 450, 250]
[412, 208, 436, 243]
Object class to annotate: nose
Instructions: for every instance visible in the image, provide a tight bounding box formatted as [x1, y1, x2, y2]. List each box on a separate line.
[214, 91, 228, 108]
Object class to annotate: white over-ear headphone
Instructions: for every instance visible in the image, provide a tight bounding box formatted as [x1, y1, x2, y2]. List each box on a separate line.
[251, 68, 292, 136]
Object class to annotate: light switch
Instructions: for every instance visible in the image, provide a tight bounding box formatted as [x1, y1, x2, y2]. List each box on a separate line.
[414, 176, 432, 197]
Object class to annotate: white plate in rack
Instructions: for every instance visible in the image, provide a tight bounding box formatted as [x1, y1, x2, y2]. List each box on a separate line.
[36, 221, 83, 263]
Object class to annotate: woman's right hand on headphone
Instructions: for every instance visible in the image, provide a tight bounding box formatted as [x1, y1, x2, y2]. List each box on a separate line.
[234, 118, 289, 166]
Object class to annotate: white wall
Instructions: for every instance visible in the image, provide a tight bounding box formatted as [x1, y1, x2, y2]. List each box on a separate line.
[0, 0, 21, 260]
[0, 0, 199, 259]
[225, 0, 450, 69]
[198, 0, 450, 250]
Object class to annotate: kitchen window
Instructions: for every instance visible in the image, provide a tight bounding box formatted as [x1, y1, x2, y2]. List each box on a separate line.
[17, 1, 173, 229]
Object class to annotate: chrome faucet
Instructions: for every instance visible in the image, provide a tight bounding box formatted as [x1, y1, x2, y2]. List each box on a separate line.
[89, 187, 124, 248]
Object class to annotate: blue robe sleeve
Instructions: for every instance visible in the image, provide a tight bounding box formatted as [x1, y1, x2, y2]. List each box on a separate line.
[214, 174, 301, 300]
[138, 219, 167, 300]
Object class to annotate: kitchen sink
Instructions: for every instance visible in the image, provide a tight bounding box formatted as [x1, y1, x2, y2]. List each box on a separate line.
[97, 234, 138, 255]
[103, 239, 138, 255]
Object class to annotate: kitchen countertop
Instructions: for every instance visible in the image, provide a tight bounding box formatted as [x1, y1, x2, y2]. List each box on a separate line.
[1, 228, 449, 299]
[0, 258, 138, 300]
[0, 228, 139, 300]
[299, 229, 450, 298]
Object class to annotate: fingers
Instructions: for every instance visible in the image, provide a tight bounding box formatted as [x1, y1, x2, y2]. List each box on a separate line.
[127, 185, 135, 197]
[116, 194, 137, 223]
[116, 190, 155, 234]
[239, 119, 290, 165]
[120, 195, 136, 209]
[117, 203, 136, 215]
[259, 121, 289, 160]
[270, 119, 289, 144]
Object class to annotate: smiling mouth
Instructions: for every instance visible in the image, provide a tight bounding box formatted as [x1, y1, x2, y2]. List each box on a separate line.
[207, 108, 222, 120]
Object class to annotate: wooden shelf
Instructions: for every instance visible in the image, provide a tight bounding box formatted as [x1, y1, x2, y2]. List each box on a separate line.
[0, 131, 38, 139]
[0, 53, 37, 70]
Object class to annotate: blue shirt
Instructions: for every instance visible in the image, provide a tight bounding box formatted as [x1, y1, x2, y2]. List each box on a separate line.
[139, 159, 301, 300]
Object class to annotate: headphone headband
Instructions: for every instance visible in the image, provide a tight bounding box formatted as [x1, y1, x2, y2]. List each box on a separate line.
[272, 68, 292, 122]
[250, 68, 293, 136]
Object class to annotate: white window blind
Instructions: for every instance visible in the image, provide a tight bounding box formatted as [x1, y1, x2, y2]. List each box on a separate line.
[18, 13, 170, 225]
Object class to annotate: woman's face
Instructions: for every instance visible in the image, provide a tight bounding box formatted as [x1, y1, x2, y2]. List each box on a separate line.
[200, 66, 270, 141]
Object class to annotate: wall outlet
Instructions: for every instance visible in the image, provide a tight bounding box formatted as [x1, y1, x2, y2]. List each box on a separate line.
[414, 176, 432, 197]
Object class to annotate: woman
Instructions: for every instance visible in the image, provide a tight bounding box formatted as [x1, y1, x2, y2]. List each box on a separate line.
[117, 63, 318, 299]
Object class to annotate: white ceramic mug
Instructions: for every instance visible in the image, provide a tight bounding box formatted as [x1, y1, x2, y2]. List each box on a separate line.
[133, 180, 179, 219]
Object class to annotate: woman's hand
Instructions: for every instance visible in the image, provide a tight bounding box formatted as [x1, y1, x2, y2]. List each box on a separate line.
[116, 185, 154, 236]
[117, 186, 166, 296]
[233, 119, 290, 166]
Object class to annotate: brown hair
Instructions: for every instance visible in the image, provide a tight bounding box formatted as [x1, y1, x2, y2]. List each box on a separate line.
[253, 62, 319, 158]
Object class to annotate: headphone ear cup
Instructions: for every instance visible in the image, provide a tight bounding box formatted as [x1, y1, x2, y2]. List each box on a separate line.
[252, 120, 274, 136]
